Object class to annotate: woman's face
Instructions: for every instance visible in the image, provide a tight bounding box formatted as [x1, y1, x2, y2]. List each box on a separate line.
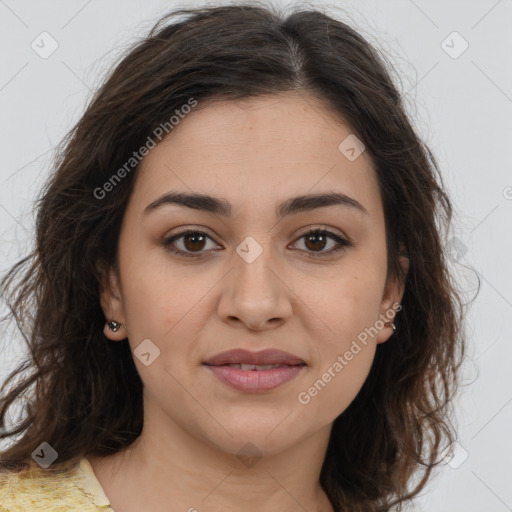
[101, 91, 407, 457]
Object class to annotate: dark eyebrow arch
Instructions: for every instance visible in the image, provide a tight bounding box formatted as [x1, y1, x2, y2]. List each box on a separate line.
[143, 191, 368, 218]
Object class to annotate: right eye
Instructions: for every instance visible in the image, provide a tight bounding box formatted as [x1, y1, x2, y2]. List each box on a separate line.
[162, 230, 220, 258]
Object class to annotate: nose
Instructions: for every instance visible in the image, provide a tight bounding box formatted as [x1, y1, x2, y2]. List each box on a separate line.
[217, 244, 293, 331]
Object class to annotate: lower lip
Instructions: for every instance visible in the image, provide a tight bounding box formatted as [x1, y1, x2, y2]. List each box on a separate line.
[204, 364, 305, 392]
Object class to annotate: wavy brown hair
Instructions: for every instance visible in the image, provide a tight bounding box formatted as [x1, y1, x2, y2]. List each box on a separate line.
[0, 2, 468, 510]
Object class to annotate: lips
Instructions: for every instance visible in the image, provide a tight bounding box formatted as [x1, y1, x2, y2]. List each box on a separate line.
[203, 348, 306, 392]
[203, 348, 306, 368]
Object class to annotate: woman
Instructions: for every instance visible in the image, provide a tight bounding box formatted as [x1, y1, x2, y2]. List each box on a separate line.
[0, 2, 467, 511]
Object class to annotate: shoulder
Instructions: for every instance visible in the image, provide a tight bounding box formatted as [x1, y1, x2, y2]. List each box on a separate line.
[0, 459, 108, 511]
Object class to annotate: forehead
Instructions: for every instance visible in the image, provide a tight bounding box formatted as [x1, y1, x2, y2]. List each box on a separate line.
[132, 92, 383, 220]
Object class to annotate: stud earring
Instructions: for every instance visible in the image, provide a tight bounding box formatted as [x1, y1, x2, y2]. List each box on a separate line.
[107, 321, 123, 332]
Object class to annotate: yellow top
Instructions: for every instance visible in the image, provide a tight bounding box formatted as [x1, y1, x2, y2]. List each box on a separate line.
[0, 458, 113, 511]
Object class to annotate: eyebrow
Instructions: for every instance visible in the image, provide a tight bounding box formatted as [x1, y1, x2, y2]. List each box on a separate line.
[143, 191, 369, 219]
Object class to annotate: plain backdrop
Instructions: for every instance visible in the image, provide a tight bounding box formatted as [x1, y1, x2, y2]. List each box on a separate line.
[0, 1, 511, 510]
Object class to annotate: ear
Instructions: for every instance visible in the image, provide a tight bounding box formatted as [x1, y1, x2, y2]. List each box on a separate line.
[97, 261, 128, 341]
[375, 251, 409, 344]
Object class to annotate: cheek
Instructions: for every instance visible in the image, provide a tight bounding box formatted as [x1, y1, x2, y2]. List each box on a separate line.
[119, 246, 198, 334]
[308, 265, 384, 346]
[120, 263, 217, 384]
[297, 344, 376, 428]
[297, 294, 378, 425]
[295, 264, 383, 419]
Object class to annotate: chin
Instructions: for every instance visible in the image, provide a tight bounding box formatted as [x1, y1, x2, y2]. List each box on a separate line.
[200, 417, 305, 458]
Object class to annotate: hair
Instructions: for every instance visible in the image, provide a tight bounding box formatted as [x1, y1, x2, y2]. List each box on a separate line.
[0, 1, 469, 510]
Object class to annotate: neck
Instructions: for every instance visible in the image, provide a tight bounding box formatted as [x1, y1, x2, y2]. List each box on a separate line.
[88, 407, 335, 512]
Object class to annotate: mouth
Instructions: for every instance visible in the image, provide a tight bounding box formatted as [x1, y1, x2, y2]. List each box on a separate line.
[203, 348, 306, 367]
[202, 349, 307, 392]
[213, 363, 305, 371]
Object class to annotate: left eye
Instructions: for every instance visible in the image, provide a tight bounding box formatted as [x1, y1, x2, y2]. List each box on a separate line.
[162, 228, 351, 258]
[293, 228, 351, 256]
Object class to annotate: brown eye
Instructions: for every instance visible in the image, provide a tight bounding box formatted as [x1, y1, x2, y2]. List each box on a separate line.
[304, 231, 328, 251]
[181, 232, 207, 252]
[162, 230, 218, 257]
[292, 228, 351, 257]
[163, 228, 351, 259]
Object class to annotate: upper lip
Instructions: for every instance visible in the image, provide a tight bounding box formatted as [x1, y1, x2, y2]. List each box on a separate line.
[203, 349, 306, 366]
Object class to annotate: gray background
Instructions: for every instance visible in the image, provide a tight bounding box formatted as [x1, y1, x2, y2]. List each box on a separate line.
[0, 1, 511, 510]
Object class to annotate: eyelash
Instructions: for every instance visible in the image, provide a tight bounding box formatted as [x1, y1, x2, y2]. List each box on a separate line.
[162, 228, 351, 259]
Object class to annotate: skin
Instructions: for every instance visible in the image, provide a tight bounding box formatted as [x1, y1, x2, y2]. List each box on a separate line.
[90, 90, 409, 512]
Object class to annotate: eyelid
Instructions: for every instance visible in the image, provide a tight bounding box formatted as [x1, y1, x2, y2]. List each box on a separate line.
[162, 229, 221, 256]
[162, 226, 352, 258]
[292, 227, 351, 256]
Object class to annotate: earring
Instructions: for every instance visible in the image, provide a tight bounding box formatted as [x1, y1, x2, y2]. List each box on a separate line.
[107, 321, 123, 332]
[384, 321, 396, 331]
